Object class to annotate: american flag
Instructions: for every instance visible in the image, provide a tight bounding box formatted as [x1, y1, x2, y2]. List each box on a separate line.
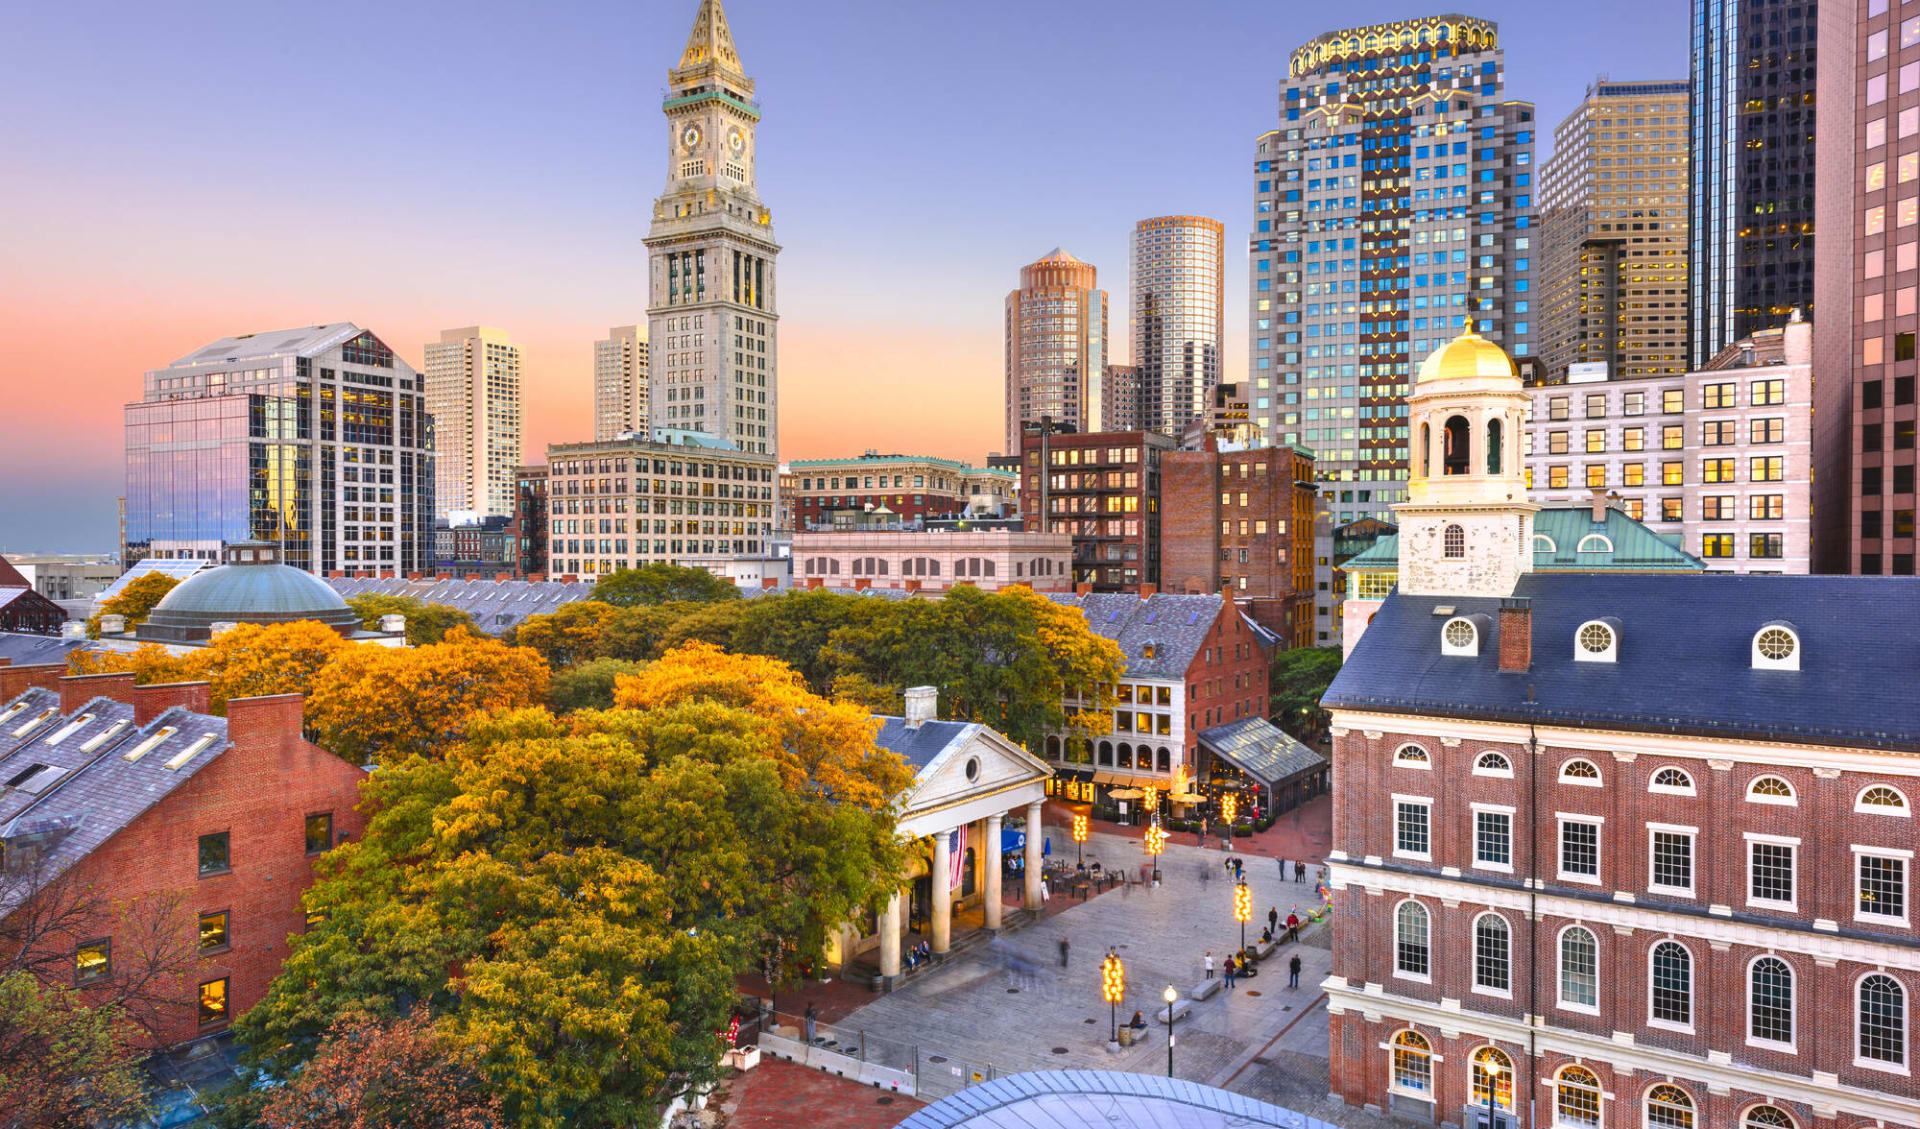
[948, 823, 970, 890]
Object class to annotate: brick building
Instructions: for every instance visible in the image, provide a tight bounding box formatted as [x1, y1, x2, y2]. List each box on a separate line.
[0, 673, 366, 1048]
[1161, 439, 1318, 648]
[791, 528, 1072, 592]
[509, 463, 548, 578]
[1019, 428, 1177, 592]
[430, 514, 518, 578]
[1319, 330, 1920, 1129]
[786, 453, 1014, 528]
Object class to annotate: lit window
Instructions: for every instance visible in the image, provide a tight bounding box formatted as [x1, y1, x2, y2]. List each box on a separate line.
[1470, 1046, 1514, 1111]
[1646, 1083, 1695, 1129]
[1390, 1029, 1432, 1094]
[1747, 776, 1795, 804]
[1559, 759, 1601, 786]
[199, 911, 229, 952]
[199, 977, 230, 1026]
[1857, 785, 1910, 815]
[1555, 1065, 1601, 1127]
[75, 938, 110, 985]
[1393, 743, 1431, 768]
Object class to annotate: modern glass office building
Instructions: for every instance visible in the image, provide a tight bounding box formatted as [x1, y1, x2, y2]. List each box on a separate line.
[1130, 215, 1225, 437]
[124, 323, 435, 575]
[1247, 15, 1537, 528]
[1689, 0, 1817, 367]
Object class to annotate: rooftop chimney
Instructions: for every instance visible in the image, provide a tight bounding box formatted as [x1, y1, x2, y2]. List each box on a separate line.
[1498, 598, 1532, 673]
[0, 662, 67, 700]
[60, 672, 136, 713]
[379, 614, 407, 635]
[1589, 488, 1609, 524]
[903, 686, 938, 729]
[133, 681, 211, 724]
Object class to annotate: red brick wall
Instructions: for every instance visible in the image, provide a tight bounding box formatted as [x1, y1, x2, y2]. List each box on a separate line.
[1181, 605, 1269, 766]
[62, 694, 368, 1048]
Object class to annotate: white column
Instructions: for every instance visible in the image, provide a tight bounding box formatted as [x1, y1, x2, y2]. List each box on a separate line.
[1024, 799, 1044, 909]
[879, 888, 903, 979]
[985, 813, 1004, 931]
[931, 838, 952, 954]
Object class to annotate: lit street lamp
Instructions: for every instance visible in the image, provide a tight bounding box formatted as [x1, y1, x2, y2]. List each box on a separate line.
[1232, 878, 1252, 956]
[1072, 811, 1088, 864]
[1100, 947, 1124, 1042]
[1162, 984, 1178, 1077]
[1220, 791, 1237, 825]
[1143, 820, 1165, 884]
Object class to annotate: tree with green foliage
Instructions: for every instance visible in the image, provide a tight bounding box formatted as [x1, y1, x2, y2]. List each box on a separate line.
[1269, 646, 1342, 746]
[548, 657, 648, 713]
[730, 588, 885, 692]
[0, 973, 154, 1129]
[591, 563, 739, 607]
[345, 593, 478, 646]
[85, 571, 180, 637]
[239, 645, 911, 1129]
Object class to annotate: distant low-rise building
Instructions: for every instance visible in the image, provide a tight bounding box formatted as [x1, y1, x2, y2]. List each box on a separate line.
[791, 529, 1073, 593]
[509, 464, 548, 578]
[787, 453, 1013, 528]
[431, 514, 517, 578]
[0, 556, 67, 637]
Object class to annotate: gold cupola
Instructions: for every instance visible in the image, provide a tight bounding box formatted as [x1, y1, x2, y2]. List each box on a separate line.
[1417, 329, 1521, 385]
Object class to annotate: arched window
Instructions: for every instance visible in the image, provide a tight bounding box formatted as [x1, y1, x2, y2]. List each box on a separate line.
[982, 559, 995, 578]
[1649, 767, 1695, 795]
[1395, 901, 1430, 977]
[1156, 746, 1171, 772]
[1473, 913, 1510, 992]
[1747, 776, 1796, 804]
[1559, 926, 1598, 1008]
[1098, 742, 1114, 766]
[1645, 1083, 1694, 1129]
[1442, 615, 1478, 654]
[1859, 973, 1907, 1066]
[1045, 735, 1061, 759]
[1443, 415, 1471, 475]
[1486, 417, 1503, 474]
[1469, 1046, 1514, 1111]
[1393, 743, 1431, 768]
[1473, 751, 1513, 776]
[1554, 1065, 1602, 1128]
[1443, 524, 1466, 558]
[1421, 422, 1432, 478]
[1856, 785, 1910, 815]
[1750, 956, 1794, 1045]
[1743, 1107, 1795, 1129]
[1650, 940, 1693, 1027]
[1559, 759, 1602, 786]
[1389, 1030, 1432, 1094]
[1533, 534, 1558, 553]
[1574, 619, 1617, 662]
[1752, 623, 1800, 670]
[1575, 533, 1614, 553]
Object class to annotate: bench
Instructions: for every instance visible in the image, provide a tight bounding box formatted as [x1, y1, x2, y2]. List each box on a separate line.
[1189, 977, 1222, 1001]
[1254, 938, 1279, 960]
[1156, 996, 1193, 1024]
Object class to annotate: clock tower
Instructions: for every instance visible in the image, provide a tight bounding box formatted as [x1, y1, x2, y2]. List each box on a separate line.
[645, 0, 779, 457]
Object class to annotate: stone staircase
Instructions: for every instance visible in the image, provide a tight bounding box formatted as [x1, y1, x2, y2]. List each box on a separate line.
[857, 907, 1041, 991]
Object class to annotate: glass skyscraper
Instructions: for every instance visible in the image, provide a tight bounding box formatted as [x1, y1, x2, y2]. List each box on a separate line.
[124, 323, 435, 575]
[1247, 16, 1537, 527]
[1689, 0, 1817, 367]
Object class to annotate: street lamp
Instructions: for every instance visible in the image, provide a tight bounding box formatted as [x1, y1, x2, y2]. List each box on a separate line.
[1162, 984, 1178, 1077]
[1100, 947, 1124, 1042]
[1220, 792, 1237, 825]
[1232, 878, 1252, 956]
[1072, 812, 1088, 864]
[1143, 820, 1165, 884]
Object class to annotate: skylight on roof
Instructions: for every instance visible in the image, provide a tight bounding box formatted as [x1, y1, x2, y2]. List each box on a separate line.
[1107, 609, 1122, 623]
[163, 733, 220, 771]
[1144, 610, 1158, 624]
[44, 713, 96, 746]
[5, 763, 65, 794]
[0, 701, 31, 727]
[122, 726, 178, 763]
[1186, 612, 1201, 626]
[10, 708, 58, 739]
[78, 719, 129, 753]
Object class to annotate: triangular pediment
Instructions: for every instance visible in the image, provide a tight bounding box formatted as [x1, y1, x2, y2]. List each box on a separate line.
[900, 726, 1050, 816]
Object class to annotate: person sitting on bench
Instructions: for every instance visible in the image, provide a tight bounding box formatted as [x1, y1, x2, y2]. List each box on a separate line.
[1128, 1010, 1148, 1031]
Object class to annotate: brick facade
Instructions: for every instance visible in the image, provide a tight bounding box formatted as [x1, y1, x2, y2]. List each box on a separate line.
[1020, 429, 1176, 592]
[1161, 441, 1317, 648]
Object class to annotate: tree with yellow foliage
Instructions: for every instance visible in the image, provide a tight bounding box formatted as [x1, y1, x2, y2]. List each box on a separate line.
[303, 627, 550, 765]
[84, 573, 180, 638]
[240, 646, 909, 1129]
[65, 620, 348, 712]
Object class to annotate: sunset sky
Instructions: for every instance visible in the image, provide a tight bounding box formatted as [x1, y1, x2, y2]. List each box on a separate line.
[0, 0, 1682, 553]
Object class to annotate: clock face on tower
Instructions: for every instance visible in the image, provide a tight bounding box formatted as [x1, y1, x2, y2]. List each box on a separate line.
[681, 123, 702, 151]
[728, 128, 745, 156]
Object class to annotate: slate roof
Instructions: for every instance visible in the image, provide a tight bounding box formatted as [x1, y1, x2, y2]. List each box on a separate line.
[872, 716, 979, 772]
[1342, 507, 1703, 574]
[1325, 572, 1920, 751]
[0, 632, 85, 666]
[0, 689, 231, 909]
[1198, 717, 1327, 785]
[895, 1069, 1328, 1129]
[1043, 593, 1225, 679]
[325, 576, 598, 634]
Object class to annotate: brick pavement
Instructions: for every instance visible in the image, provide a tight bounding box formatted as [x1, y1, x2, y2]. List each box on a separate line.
[1044, 792, 1332, 866]
[716, 1057, 922, 1128]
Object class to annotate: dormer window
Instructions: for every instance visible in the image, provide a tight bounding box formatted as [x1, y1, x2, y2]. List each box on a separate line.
[1141, 640, 1157, 659]
[1533, 534, 1557, 553]
[1573, 618, 1619, 663]
[1441, 615, 1480, 656]
[1751, 623, 1800, 671]
[1575, 533, 1613, 553]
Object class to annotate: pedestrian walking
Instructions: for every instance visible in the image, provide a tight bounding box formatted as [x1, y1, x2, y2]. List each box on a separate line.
[1277, 856, 1287, 878]
[1295, 860, 1306, 882]
[1223, 958, 1236, 989]
[1286, 908, 1301, 942]
[1233, 857, 1244, 881]
[1205, 951, 1215, 979]
[1059, 936, 1071, 967]
[1267, 906, 1279, 935]
[1288, 954, 1302, 989]
[804, 1002, 818, 1045]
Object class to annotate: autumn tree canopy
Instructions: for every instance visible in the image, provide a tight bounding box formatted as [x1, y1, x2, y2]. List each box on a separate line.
[66, 619, 348, 712]
[591, 563, 740, 607]
[85, 572, 180, 638]
[344, 593, 478, 646]
[239, 645, 909, 1129]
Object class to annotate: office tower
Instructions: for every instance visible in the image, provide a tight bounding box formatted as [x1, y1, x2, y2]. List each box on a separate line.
[1813, 1, 1917, 575]
[1004, 249, 1109, 454]
[423, 326, 522, 517]
[1690, 0, 1817, 366]
[1248, 16, 1537, 529]
[644, 0, 779, 459]
[1131, 215, 1225, 436]
[593, 325, 649, 440]
[1537, 79, 1691, 381]
[124, 323, 434, 575]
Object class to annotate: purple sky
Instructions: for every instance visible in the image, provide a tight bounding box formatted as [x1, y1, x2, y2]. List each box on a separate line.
[0, 0, 1685, 553]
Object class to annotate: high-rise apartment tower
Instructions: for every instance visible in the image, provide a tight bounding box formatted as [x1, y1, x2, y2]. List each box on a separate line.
[1248, 16, 1537, 527]
[1131, 215, 1225, 436]
[423, 325, 522, 517]
[1690, 0, 1817, 365]
[643, 0, 779, 458]
[593, 325, 649, 440]
[1005, 249, 1109, 453]
[1537, 79, 1690, 381]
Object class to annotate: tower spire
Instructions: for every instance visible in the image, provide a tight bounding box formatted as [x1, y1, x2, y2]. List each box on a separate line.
[675, 0, 747, 87]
